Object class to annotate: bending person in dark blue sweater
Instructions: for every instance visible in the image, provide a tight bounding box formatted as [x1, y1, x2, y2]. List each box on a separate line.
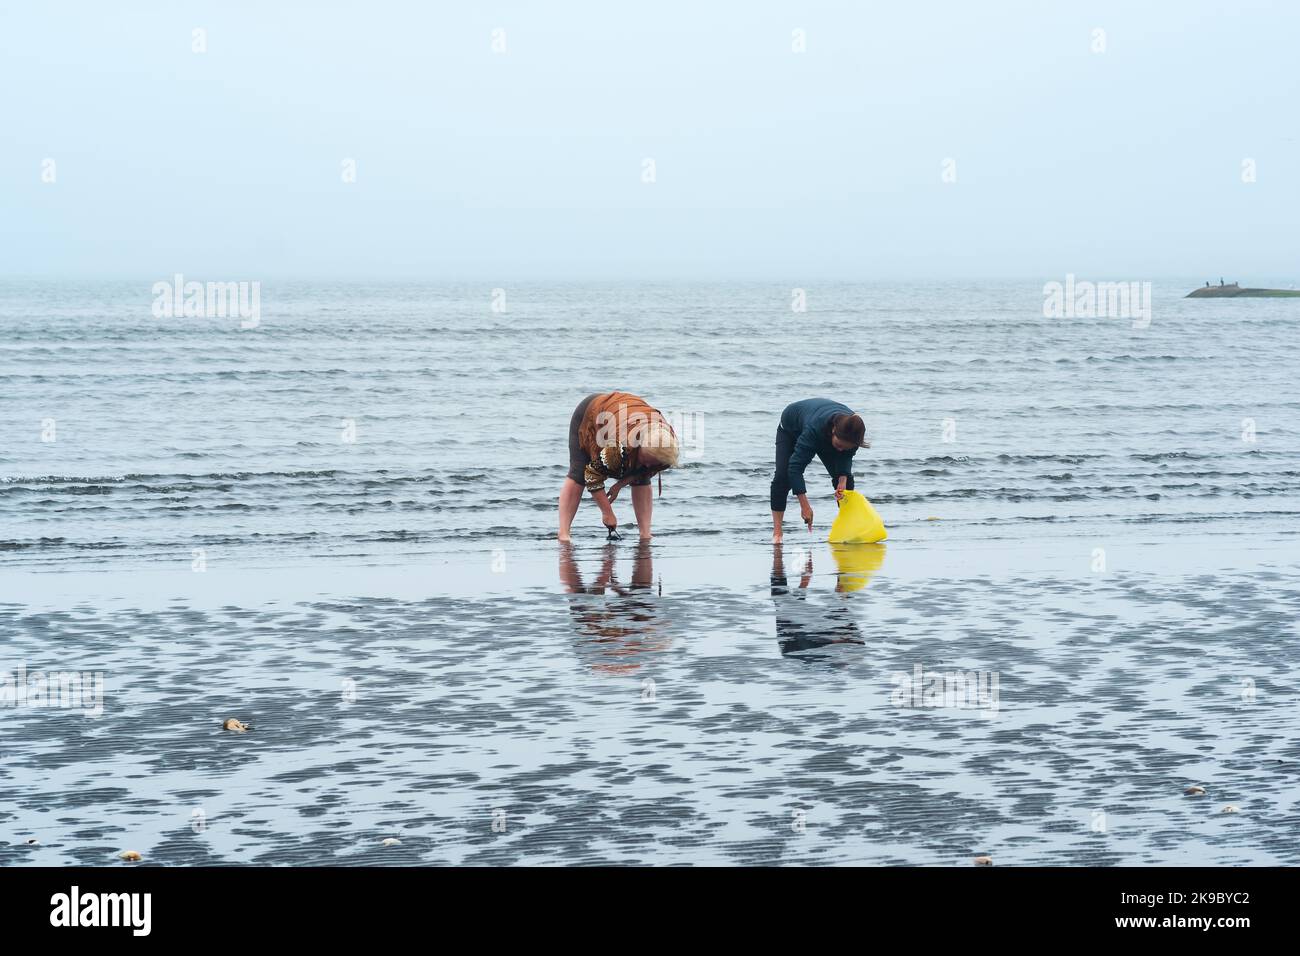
[771, 398, 869, 542]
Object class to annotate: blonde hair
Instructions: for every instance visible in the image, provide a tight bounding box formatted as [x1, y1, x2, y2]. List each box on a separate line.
[633, 420, 680, 469]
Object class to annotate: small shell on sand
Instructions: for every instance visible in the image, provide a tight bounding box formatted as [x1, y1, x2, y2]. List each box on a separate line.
[222, 718, 251, 733]
[926, 516, 941, 521]
[973, 855, 993, 866]
[1222, 805, 1240, 813]
[381, 838, 401, 846]
[1184, 785, 1206, 796]
[119, 850, 142, 862]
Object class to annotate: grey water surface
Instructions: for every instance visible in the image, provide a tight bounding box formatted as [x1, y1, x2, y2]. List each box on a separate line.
[1, 280, 1297, 865]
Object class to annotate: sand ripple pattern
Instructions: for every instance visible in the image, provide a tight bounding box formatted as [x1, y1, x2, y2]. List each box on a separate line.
[3, 565, 1297, 866]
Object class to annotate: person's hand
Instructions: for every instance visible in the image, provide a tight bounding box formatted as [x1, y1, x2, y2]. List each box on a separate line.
[800, 500, 814, 530]
[607, 482, 623, 503]
[602, 507, 618, 528]
[834, 488, 845, 503]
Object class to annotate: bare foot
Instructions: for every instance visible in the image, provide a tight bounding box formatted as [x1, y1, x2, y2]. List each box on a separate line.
[558, 533, 571, 543]
[772, 533, 783, 544]
[639, 533, 652, 541]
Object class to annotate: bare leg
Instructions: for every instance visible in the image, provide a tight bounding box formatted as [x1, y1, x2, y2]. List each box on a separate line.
[771, 424, 793, 545]
[631, 484, 653, 540]
[558, 478, 582, 541]
[596, 544, 617, 590]
[631, 540, 654, 587]
[558, 542, 582, 591]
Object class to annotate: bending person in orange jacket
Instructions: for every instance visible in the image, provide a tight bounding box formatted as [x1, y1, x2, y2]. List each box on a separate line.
[558, 391, 680, 542]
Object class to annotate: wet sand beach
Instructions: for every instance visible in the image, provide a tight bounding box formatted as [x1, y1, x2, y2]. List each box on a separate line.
[3, 535, 1297, 866]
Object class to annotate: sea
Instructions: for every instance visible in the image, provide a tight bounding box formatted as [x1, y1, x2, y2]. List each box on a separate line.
[2, 279, 1297, 865]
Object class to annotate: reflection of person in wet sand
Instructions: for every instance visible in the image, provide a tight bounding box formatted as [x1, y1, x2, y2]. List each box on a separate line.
[558, 541, 672, 674]
[770, 545, 866, 656]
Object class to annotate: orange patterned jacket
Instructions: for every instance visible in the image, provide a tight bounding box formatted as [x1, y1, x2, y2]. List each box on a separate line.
[577, 391, 673, 492]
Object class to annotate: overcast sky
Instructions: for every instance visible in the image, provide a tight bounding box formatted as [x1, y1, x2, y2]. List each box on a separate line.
[2, 0, 1296, 280]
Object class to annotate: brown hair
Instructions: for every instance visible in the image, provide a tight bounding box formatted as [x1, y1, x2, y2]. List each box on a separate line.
[833, 414, 868, 448]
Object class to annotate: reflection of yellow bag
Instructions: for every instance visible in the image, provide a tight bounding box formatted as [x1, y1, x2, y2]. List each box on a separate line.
[827, 490, 888, 544]
[830, 543, 886, 592]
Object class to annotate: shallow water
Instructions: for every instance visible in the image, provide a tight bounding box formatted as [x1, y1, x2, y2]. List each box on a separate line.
[3, 279, 1297, 562]
[1, 280, 1297, 865]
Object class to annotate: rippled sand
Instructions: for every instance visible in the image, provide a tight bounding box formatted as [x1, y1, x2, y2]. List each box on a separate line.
[3, 541, 1296, 866]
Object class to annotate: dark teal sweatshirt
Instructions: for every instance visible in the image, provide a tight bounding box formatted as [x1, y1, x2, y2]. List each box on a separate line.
[780, 398, 857, 495]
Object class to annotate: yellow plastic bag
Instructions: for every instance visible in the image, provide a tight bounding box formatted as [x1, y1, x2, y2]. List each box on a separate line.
[827, 490, 888, 544]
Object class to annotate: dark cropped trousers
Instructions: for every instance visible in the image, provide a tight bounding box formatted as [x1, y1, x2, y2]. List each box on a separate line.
[770, 425, 854, 512]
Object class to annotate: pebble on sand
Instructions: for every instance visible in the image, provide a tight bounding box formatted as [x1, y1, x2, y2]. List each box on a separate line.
[974, 856, 993, 866]
[1222, 805, 1240, 814]
[1184, 785, 1206, 796]
[381, 838, 401, 846]
[119, 850, 142, 862]
[222, 718, 251, 733]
